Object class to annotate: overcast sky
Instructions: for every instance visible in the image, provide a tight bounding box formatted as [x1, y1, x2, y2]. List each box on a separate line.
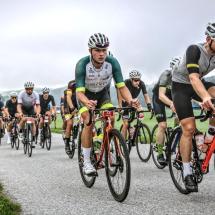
[0, 0, 215, 91]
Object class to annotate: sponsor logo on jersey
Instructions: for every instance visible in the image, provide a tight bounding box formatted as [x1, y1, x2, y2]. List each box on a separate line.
[96, 82, 102, 86]
[89, 75, 95, 77]
[89, 68, 94, 73]
[105, 65, 108, 69]
[33, 101, 36, 106]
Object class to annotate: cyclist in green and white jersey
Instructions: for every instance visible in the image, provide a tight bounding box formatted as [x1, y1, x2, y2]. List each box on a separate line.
[75, 33, 140, 175]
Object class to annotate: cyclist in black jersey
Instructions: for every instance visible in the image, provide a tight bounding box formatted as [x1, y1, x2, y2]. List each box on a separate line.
[172, 22, 215, 192]
[60, 95, 67, 138]
[117, 70, 153, 141]
[63, 80, 78, 153]
[4, 92, 20, 144]
[75, 33, 140, 175]
[37, 87, 56, 143]
[0, 98, 6, 138]
[152, 57, 180, 165]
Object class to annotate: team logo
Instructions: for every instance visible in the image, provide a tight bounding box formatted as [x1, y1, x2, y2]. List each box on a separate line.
[105, 65, 108, 69]
[89, 68, 94, 73]
[96, 82, 102, 86]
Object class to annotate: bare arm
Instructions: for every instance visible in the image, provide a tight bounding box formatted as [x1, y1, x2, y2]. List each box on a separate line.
[53, 106, 56, 114]
[117, 88, 123, 107]
[35, 105, 40, 115]
[67, 94, 74, 109]
[118, 86, 132, 104]
[158, 88, 173, 106]
[4, 108, 10, 118]
[77, 91, 89, 106]
[143, 94, 151, 105]
[17, 104, 22, 114]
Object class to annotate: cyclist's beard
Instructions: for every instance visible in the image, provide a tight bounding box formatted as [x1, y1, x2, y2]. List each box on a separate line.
[209, 40, 215, 53]
[27, 91, 32, 95]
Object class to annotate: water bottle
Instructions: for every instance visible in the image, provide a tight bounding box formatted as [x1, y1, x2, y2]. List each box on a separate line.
[195, 131, 204, 159]
[200, 128, 215, 160]
[138, 113, 144, 121]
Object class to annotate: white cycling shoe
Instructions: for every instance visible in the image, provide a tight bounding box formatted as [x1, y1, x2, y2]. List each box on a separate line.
[37, 136, 41, 143]
[32, 141, 36, 148]
[83, 162, 96, 175]
[7, 139, 11, 144]
[18, 133, 23, 141]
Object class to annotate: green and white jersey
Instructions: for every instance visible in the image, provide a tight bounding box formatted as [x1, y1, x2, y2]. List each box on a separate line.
[75, 55, 125, 93]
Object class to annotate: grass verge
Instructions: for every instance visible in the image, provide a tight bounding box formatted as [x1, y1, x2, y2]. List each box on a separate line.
[0, 183, 21, 215]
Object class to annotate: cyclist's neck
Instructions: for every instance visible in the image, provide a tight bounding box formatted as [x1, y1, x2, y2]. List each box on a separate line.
[91, 57, 103, 70]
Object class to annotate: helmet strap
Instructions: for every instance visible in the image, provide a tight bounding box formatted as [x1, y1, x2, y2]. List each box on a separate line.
[91, 49, 103, 65]
[209, 39, 215, 53]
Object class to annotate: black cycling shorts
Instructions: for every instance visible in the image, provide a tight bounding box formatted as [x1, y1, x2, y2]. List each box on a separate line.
[172, 80, 215, 120]
[22, 106, 35, 116]
[41, 108, 50, 115]
[152, 94, 170, 123]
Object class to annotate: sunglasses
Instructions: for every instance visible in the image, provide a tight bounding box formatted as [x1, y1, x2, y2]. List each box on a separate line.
[26, 88, 33, 91]
[11, 97, 17, 99]
[95, 42, 109, 49]
[133, 79, 140, 82]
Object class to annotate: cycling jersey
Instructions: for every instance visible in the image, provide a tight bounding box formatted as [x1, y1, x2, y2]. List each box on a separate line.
[0, 101, 4, 116]
[75, 55, 125, 93]
[173, 43, 215, 84]
[152, 70, 172, 100]
[5, 99, 18, 116]
[39, 94, 56, 114]
[18, 90, 40, 109]
[124, 79, 147, 98]
[64, 80, 78, 114]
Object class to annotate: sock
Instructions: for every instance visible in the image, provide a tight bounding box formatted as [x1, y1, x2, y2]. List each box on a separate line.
[20, 129, 23, 133]
[7, 132, 11, 139]
[33, 136, 35, 141]
[183, 162, 191, 178]
[1, 129, 2, 133]
[17, 124, 20, 131]
[157, 144, 164, 156]
[83, 148, 91, 164]
[38, 129, 42, 136]
[63, 130, 66, 135]
[65, 138, 70, 147]
[49, 124, 51, 129]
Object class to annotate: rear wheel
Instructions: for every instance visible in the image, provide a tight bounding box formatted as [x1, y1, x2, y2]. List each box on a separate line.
[136, 123, 152, 162]
[168, 127, 190, 194]
[78, 131, 96, 188]
[120, 125, 132, 154]
[27, 126, 33, 157]
[105, 129, 131, 202]
[151, 124, 168, 169]
[11, 136, 15, 148]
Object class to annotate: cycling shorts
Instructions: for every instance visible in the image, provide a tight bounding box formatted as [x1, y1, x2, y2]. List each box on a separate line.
[172, 80, 215, 120]
[41, 108, 50, 115]
[121, 101, 129, 120]
[22, 106, 35, 116]
[152, 94, 170, 123]
[78, 89, 113, 114]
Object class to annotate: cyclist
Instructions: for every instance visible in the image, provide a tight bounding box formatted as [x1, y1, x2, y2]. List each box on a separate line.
[61, 95, 67, 138]
[18, 82, 40, 148]
[75, 33, 140, 175]
[117, 70, 153, 142]
[172, 22, 215, 192]
[152, 56, 181, 165]
[4, 92, 20, 144]
[37, 87, 56, 143]
[64, 80, 78, 153]
[0, 97, 6, 138]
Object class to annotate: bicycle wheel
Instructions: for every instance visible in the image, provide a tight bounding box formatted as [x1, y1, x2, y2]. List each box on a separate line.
[41, 133, 45, 148]
[11, 136, 15, 148]
[151, 124, 168, 169]
[14, 127, 19, 150]
[45, 125, 51, 150]
[105, 129, 131, 202]
[27, 126, 33, 157]
[78, 131, 96, 188]
[168, 127, 190, 194]
[120, 124, 132, 154]
[136, 123, 152, 162]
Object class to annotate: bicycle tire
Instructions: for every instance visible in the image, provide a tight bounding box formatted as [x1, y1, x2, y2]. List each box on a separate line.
[41, 132, 45, 148]
[15, 138, 20, 150]
[168, 127, 190, 195]
[78, 131, 96, 188]
[105, 129, 131, 202]
[11, 136, 15, 148]
[45, 125, 51, 150]
[151, 124, 168, 169]
[136, 123, 152, 162]
[120, 124, 132, 154]
[27, 125, 33, 157]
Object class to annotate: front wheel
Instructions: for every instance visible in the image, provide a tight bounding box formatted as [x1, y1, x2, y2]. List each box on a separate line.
[120, 125, 132, 154]
[105, 129, 131, 202]
[78, 131, 96, 188]
[168, 127, 190, 194]
[11, 136, 15, 148]
[27, 126, 33, 157]
[136, 123, 152, 162]
[45, 125, 51, 150]
[151, 124, 168, 169]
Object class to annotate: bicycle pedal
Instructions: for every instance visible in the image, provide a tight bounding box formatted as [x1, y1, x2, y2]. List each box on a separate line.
[110, 163, 120, 167]
[84, 172, 98, 177]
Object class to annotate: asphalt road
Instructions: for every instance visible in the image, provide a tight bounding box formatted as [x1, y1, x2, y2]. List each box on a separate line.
[1, 133, 215, 215]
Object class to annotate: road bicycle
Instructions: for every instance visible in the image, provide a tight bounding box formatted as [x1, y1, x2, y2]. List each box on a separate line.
[168, 100, 214, 194]
[22, 115, 37, 157]
[9, 117, 19, 150]
[118, 108, 153, 162]
[78, 107, 131, 202]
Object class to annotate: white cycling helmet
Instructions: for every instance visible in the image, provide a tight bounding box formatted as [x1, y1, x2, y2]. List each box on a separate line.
[88, 33, 109, 49]
[107, 51, 113, 57]
[205, 22, 215, 40]
[42, 87, 50, 93]
[129, 70, 142, 79]
[10, 92, 17, 97]
[24, 82, 34, 88]
[170, 56, 181, 68]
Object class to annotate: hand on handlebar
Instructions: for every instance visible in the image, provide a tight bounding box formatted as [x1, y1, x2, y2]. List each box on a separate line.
[130, 98, 140, 109]
[202, 97, 215, 111]
[86, 100, 97, 110]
